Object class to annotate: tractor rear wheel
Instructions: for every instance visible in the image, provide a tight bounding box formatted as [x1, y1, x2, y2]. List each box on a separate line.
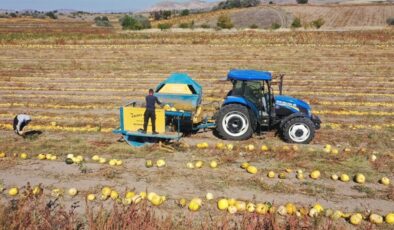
[281, 117, 315, 144]
[216, 104, 254, 140]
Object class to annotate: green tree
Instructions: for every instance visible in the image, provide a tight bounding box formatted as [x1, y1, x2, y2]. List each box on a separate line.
[217, 0, 260, 9]
[217, 14, 234, 29]
[119, 15, 150, 30]
[181, 9, 190, 16]
[291, 17, 302, 28]
[163, 10, 172, 19]
[45, 11, 57, 19]
[241, 0, 261, 7]
[296, 0, 308, 4]
[133, 15, 151, 29]
[120, 15, 140, 30]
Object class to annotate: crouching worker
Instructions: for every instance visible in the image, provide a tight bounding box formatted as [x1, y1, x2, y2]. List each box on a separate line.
[13, 114, 31, 136]
[142, 89, 161, 135]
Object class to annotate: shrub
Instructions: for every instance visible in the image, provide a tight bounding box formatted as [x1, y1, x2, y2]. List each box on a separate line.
[10, 13, 17, 18]
[181, 9, 190, 16]
[120, 15, 140, 30]
[163, 10, 172, 19]
[119, 15, 150, 30]
[312, 18, 325, 29]
[387, 17, 394, 26]
[291, 17, 302, 28]
[217, 14, 234, 29]
[249, 24, 258, 29]
[94, 16, 111, 27]
[179, 21, 194, 29]
[271, 22, 281, 30]
[45, 11, 57, 19]
[133, 15, 151, 29]
[158, 23, 172, 30]
[296, 0, 308, 4]
[217, 0, 261, 9]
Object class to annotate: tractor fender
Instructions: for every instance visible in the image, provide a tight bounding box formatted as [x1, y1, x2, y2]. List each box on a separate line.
[279, 112, 310, 130]
[222, 97, 258, 130]
[223, 96, 259, 117]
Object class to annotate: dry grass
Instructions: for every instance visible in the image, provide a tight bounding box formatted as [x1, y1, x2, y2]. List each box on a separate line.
[0, 184, 81, 229]
[0, 184, 354, 230]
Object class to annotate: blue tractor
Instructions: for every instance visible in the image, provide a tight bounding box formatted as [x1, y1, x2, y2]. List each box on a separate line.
[215, 70, 321, 144]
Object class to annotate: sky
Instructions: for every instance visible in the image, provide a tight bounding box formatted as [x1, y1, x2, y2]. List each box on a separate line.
[0, 0, 217, 12]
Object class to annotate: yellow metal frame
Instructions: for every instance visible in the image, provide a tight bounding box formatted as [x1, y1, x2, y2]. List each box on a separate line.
[123, 107, 165, 133]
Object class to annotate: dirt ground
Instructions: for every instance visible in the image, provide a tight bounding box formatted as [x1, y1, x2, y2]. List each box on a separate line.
[0, 18, 393, 228]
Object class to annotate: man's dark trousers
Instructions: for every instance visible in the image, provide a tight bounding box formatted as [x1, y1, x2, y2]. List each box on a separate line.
[143, 109, 156, 132]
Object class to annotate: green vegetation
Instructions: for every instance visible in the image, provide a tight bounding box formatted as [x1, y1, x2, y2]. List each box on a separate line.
[119, 15, 150, 30]
[45, 11, 58, 19]
[291, 17, 302, 28]
[181, 9, 190, 16]
[179, 21, 195, 29]
[271, 22, 281, 30]
[216, 0, 261, 9]
[158, 23, 172, 30]
[94, 16, 111, 27]
[217, 14, 234, 29]
[296, 0, 308, 4]
[312, 18, 325, 29]
[152, 10, 172, 20]
[249, 24, 258, 29]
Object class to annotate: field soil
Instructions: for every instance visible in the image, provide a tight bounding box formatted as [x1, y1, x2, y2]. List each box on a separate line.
[0, 15, 393, 229]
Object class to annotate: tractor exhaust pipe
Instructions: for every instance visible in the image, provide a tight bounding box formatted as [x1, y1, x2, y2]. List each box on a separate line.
[278, 73, 284, 95]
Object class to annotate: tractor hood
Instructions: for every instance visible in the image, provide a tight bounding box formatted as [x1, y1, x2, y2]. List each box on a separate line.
[275, 95, 311, 116]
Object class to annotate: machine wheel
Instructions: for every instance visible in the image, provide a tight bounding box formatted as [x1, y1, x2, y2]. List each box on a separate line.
[281, 117, 315, 144]
[216, 104, 254, 140]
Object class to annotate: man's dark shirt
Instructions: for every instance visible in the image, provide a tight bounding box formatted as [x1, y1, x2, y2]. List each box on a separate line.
[146, 95, 161, 110]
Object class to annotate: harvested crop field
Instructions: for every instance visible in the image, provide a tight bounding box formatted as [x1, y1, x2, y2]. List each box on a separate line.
[0, 18, 393, 229]
[152, 4, 394, 29]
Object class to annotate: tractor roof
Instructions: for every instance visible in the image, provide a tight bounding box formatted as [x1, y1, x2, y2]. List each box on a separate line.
[227, 69, 272, 81]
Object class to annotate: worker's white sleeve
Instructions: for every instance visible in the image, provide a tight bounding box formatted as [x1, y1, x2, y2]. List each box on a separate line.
[16, 119, 22, 133]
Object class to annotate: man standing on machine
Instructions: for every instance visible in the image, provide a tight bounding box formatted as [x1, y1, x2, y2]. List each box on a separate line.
[141, 89, 161, 134]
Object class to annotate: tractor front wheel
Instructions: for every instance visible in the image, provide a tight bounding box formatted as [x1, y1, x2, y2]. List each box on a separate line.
[281, 117, 315, 144]
[216, 104, 254, 140]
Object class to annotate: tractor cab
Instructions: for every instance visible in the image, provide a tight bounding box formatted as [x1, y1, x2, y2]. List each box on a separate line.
[216, 69, 321, 144]
[226, 70, 274, 126]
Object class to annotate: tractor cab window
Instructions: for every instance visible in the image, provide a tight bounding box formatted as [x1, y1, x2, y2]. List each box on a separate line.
[230, 80, 243, 96]
[243, 81, 262, 107]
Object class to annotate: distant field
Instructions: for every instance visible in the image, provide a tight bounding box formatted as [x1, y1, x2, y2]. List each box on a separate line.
[0, 17, 393, 229]
[282, 4, 394, 28]
[152, 4, 394, 29]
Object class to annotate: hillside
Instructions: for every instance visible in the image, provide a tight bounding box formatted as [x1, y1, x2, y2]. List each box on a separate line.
[151, 4, 394, 29]
[147, 0, 218, 11]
